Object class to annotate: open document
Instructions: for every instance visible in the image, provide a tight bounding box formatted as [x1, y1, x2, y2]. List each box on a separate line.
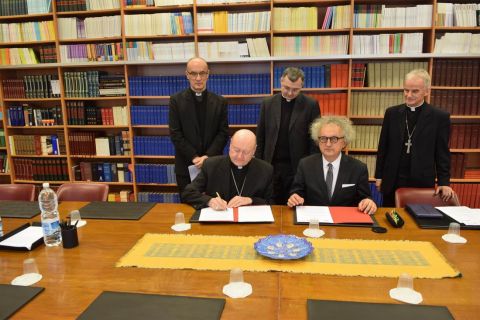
[295, 206, 373, 224]
[436, 206, 480, 226]
[199, 205, 274, 223]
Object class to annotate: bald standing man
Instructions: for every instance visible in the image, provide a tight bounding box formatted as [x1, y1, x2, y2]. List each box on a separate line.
[182, 129, 273, 210]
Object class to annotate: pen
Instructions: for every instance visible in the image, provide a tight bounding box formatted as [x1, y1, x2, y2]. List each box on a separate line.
[216, 192, 221, 198]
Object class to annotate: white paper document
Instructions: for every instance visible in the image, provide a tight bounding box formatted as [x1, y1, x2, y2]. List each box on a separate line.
[436, 206, 480, 226]
[188, 165, 201, 181]
[295, 206, 333, 223]
[0, 226, 43, 249]
[199, 205, 274, 222]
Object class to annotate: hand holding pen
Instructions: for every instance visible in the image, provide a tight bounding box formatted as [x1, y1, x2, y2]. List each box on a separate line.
[208, 192, 228, 211]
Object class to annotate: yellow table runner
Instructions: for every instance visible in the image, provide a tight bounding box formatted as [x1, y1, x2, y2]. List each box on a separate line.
[116, 234, 459, 279]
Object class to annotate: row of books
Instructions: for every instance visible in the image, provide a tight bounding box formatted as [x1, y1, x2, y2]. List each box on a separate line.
[7, 105, 63, 126]
[434, 33, 480, 54]
[128, 74, 270, 96]
[124, 0, 192, 6]
[2, 75, 60, 99]
[451, 153, 466, 179]
[432, 60, 480, 87]
[350, 154, 376, 179]
[197, 11, 270, 33]
[58, 16, 121, 40]
[272, 35, 349, 56]
[108, 190, 133, 202]
[0, 48, 38, 65]
[464, 169, 480, 179]
[198, 38, 270, 59]
[272, 7, 318, 31]
[64, 72, 126, 98]
[0, 0, 51, 16]
[124, 13, 193, 36]
[8, 135, 62, 156]
[0, 153, 8, 173]
[352, 33, 424, 55]
[135, 164, 176, 184]
[0, 21, 55, 42]
[74, 162, 133, 183]
[350, 92, 403, 116]
[56, 0, 120, 12]
[130, 105, 168, 125]
[228, 104, 260, 125]
[68, 131, 130, 156]
[196, 0, 264, 4]
[0, 130, 5, 147]
[449, 125, 480, 149]
[436, 3, 480, 27]
[133, 136, 175, 156]
[353, 5, 432, 28]
[451, 183, 480, 208]
[126, 41, 194, 61]
[366, 61, 428, 88]
[369, 182, 383, 207]
[66, 103, 128, 126]
[431, 90, 480, 115]
[60, 43, 124, 62]
[349, 125, 381, 150]
[13, 158, 69, 181]
[310, 93, 347, 117]
[274, 64, 349, 89]
[137, 192, 180, 203]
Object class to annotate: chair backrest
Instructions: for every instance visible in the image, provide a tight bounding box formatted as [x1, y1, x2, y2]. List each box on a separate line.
[57, 183, 109, 202]
[0, 184, 36, 201]
[395, 187, 461, 208]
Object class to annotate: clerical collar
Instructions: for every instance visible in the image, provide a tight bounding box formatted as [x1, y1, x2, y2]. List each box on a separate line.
[281, 95, 296, 104]
[406, 101, 424, 111]
[230, 160, 250, 171]
[190, 88, 206, 102]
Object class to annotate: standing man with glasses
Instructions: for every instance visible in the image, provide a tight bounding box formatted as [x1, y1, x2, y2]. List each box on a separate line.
[256, 67, 320, 205]
[288, 116, 376, 214]
[375, 69, 452, 207]
[169, 57, 228, 198]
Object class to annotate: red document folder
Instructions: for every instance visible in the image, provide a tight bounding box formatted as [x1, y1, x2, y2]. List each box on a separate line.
[328, 207, 373, 224]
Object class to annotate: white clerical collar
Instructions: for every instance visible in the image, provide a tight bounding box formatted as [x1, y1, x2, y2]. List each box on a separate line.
[406, 101, 424, 111]
[322, 153, 342, 168]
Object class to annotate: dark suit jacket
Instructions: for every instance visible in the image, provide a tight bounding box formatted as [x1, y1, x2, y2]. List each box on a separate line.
[290, 153, 371, 206]
[255, 92, 320, 171]
[169, 88, 229, 176]
[182, 155, 274, 209]
[375, 103, 451, 194]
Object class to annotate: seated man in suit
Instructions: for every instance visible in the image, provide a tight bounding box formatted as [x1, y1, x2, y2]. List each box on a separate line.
[182, 129, 273, 210]
[287, 116, 377, 214]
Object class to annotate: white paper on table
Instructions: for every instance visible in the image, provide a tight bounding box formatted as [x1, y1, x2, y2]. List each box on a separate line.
[436, 206, 480, 226]
[199, 207, 234, 221]
[188, 165, 201, 181]
[237, 205, 274, 222]
[295, 206, 333, 223]
[0, 226, 43, 249]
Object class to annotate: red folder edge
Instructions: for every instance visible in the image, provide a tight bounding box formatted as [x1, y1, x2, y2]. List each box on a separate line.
[233, 207, 239, 222]
[328, 206, 373, 224]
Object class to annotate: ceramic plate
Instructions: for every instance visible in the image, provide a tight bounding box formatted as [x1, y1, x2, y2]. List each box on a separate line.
[254, 234, 313, 260]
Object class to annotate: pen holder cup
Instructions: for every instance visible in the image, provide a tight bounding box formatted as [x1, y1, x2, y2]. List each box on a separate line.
[61, 226, 79, 249]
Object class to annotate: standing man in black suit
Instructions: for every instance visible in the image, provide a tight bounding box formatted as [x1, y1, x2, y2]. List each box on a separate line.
[182, 129, 273, 210]
[375, 69, 453, 207]
[169, 57, 229, 197]
[256, 67, 320, 205]
[288, 116, 377, 214]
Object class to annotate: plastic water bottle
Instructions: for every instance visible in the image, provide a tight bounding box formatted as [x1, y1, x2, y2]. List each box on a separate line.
[39, 182, 62, 246]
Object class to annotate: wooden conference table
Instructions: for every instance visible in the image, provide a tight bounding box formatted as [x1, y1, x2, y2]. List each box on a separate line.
[1, 202, 479, 319]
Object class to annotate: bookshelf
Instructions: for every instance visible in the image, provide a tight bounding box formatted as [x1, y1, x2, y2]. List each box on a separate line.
[0, 0, 478, 207]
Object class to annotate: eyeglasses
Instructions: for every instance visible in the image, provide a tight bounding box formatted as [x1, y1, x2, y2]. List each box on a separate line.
[318, 136, 345, 144]
[187, 71, 209, 78]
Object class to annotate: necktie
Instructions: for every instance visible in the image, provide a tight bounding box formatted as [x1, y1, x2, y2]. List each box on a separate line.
[326, 163, 333, 200]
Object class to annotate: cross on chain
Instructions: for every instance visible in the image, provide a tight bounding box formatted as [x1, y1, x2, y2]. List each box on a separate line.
[405, 138, 412, 154]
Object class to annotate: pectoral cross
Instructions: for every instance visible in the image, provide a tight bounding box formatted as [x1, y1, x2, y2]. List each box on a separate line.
[405, 138, 412, 154]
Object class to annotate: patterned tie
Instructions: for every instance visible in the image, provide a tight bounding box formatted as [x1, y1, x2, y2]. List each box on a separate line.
[326, 163, 333, 200]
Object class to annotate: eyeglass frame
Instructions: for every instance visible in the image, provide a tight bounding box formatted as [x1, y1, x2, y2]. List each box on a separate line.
[318, 136, 345, 144]
[186, 71, 209, 78]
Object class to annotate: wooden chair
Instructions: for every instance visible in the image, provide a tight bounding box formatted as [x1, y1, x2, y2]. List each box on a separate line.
[0, 184, 36, 201]
[57, 183, 109, 202]
[395, 187, 461, 208]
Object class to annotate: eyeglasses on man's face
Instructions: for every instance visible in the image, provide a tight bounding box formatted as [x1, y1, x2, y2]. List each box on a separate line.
[187, 71, 209, 78]
[318, 136, 345, 144]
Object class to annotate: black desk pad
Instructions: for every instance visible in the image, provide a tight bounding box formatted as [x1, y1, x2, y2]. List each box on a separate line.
[0, 201, 40, 218]
[77, 291, 225, 320]
[307, 299, 454, 320]
[0, 284, 44, 320]
[78, 202, 156, 220]
[405, 206, 480, 230]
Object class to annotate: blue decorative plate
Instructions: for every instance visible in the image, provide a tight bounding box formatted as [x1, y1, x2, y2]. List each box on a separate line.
[254, 234, 313, 260]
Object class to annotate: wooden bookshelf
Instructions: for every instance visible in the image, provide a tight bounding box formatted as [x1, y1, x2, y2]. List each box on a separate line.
[0, 0, 478, 207]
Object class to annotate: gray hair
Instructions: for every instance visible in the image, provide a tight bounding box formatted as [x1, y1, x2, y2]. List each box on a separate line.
[281, 67, 305, 83]
[310, 116, 355, 145]
[405, 69, 431, 88]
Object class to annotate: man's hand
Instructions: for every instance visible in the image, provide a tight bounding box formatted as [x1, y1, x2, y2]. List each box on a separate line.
[435, 186, 454, 202]
[208, 196, 227, 211]
[375, 179, 382, 192]
[192, 155, 208, 168]
[227, 196, 252, 208]
[358, 198, 377, 215]
[287, 193, 304, 207]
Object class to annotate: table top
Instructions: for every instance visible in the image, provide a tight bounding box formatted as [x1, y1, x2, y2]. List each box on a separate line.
[1, 203, 479, 320]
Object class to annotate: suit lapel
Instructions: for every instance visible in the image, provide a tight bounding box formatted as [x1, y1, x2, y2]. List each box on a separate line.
[316, 157, 330, 204]
[412, 103, 432, 140]
[184, 90, 200, 137]
[272, 94, 282, 133]
[396, 105, 407, 149]
[218, 157, 231, 199]
[203, 91, 215, 149]
[289, 94, 303, 132]
[331, 154, 348, 202]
